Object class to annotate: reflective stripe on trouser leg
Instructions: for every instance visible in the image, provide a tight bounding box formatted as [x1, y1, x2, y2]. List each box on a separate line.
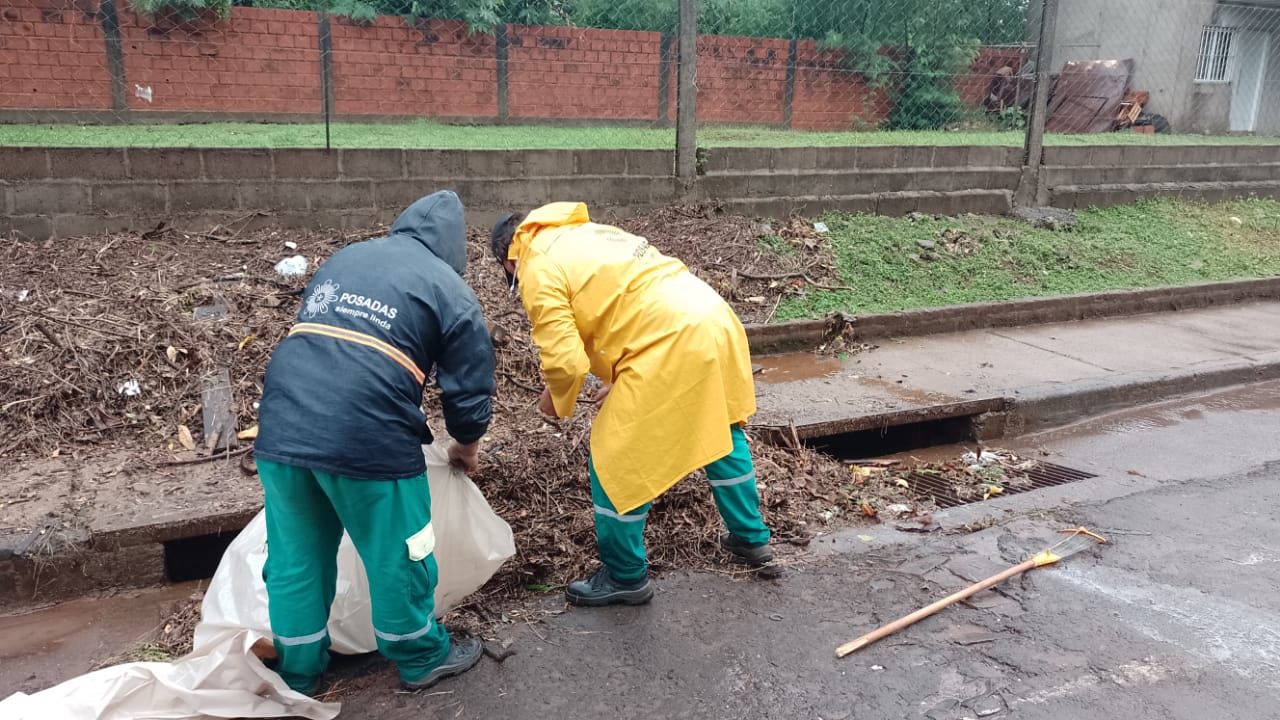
[316, 470, 451, 683]
[589, 455, 651, 583]
[257, 459, 344, 693]
[704, 425, 771, 547]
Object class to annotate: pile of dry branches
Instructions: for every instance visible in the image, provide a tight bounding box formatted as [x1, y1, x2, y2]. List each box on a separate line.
[1, 205, 875, 588]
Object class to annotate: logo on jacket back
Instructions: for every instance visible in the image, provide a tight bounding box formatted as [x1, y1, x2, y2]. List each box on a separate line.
[303, 277, 400, 329]
[305, 279, 341, 317]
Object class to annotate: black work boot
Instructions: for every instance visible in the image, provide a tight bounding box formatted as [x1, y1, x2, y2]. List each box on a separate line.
[401, 636, 484, 691]
[720, 532, 775, 567]
[565, 566, 654, 607]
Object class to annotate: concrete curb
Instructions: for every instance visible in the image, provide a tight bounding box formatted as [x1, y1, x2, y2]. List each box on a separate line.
[7, 320, 1280, 609]
[1005, 357, 1280, 435]
[748, 357, 1280, 447]
[744, 277, 1280, 355]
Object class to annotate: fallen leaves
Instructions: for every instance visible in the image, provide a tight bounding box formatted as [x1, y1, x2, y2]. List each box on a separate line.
[176, 425, 196, 451]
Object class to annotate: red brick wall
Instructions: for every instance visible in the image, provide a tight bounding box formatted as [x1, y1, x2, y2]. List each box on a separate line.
[958, 47, 1026, 107]
[0, 0, 111, 111]
[791, 42, 891, 131]
[0, 2, 1022, 130]
[331, 18, 496, 117]
[508, 25, 663, 121]
[121, 8, 320, 114]
[696, 36, 790, 124]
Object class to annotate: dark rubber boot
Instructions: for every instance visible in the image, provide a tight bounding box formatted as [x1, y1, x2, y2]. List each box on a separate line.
[401, 637, 484, 691]
[720, 532, 775, 567]
[565, 567, 654, 607]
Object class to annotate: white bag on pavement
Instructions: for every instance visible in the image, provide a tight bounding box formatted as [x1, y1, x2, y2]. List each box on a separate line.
[0, 444, 515, 720]
[196, 442, 514, 654]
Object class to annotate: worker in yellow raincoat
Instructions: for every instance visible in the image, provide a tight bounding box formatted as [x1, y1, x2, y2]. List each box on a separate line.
[490, 202, 775, 606]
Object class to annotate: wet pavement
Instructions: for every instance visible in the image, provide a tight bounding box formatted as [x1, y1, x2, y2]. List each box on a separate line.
[752, 300, 1280, 432]
[0, 583, 202, 697]
[8, 381, 1280, 718]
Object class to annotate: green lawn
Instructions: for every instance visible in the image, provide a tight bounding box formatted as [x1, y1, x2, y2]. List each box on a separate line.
[1, 121, 1278, 149]
[775, 199, 1280, 320]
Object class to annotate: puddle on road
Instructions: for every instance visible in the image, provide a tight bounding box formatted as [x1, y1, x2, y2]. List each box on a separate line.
[1021, 380, 1280, 447]
[754, 353, 844, 384]
[1091, 383, 1280, 437]
[0, 582, 202, 692]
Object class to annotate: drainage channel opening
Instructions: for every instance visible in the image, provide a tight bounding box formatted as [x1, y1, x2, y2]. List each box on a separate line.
[806, 415, 977, 459]
[164, 532, 236, 583]
[900, 462, 1098, 509]
[799, 415, 1097, 510]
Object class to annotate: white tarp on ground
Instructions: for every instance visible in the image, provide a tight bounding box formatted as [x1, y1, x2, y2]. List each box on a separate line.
[0, 444, 516, 720]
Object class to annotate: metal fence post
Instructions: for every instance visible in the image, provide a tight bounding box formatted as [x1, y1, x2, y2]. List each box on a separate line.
[99, 0, 128, 117]
[675, 0, 698, 182]
[1016, 0, 1058, 207]
[317, 11, 335, 149]
[782, 38, 797, 129]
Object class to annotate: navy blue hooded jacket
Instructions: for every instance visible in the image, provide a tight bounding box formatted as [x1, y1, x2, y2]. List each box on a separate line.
[254, 191, 495, 480]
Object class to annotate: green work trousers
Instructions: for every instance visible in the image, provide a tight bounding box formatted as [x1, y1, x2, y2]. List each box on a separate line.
[257, 459, 451, 692]
[590, 424, 771, 582]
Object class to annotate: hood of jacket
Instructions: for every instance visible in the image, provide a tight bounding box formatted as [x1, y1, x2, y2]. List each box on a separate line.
[390, 190, 467, 276]
[510, 202, 591, 261]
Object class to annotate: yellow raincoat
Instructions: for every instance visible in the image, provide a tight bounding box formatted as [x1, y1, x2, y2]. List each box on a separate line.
[510, 202, 757, 514]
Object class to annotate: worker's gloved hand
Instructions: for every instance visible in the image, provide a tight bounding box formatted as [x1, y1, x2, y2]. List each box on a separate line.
[593, 385, 612, 404]
[448, 440, 481, 475]
[538, 387, 556, 419]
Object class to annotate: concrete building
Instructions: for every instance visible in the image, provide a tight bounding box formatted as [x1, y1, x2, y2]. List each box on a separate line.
[1050, 0, 1279, 134]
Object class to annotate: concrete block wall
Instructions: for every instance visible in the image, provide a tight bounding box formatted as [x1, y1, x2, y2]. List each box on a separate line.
[1043, 145, 1280, 209]
[6, 144, 1280, 239]
[0, 147, 676, 239]
[701, 145, 1024, 218]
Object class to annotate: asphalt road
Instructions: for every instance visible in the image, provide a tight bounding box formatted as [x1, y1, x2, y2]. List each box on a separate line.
[7, 382, 1280, 719]
[332, 382, 1280, 719]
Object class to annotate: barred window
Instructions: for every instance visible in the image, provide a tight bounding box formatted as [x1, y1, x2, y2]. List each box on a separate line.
[1197, 25, 1235, 82]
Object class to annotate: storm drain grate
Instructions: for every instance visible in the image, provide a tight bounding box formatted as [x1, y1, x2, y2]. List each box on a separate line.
[904, 462, 1097, 509]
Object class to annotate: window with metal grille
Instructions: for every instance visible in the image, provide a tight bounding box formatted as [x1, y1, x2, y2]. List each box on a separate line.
[1197, 25, 1235, 82]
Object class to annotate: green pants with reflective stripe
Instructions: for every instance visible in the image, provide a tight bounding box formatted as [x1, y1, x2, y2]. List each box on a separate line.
[257, 459, 451, 692]
[590, 425, 771, 582]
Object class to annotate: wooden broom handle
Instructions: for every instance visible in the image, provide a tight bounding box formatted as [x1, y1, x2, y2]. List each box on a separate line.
[835, 557, 1038, 658]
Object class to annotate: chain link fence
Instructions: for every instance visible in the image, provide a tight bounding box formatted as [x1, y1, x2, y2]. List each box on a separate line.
[0, 0, 1276, 150]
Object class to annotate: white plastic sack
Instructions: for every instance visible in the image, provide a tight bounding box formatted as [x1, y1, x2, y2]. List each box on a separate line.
[0, 444, 515, 720]
[196, 442, 515, 655]
[0, 631, 335, 720]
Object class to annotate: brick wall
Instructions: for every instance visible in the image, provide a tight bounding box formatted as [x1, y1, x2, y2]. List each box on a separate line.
[0, 2, 1022, 129]
[793, 43, 891, 131]
[0, 0, 110, 110]
[332, 18, 497, 117]
[123, 8, 321, 114]
[508, 25, 666, 121]
[958, 47, 1024, 108]
[696, 36, 790, 125]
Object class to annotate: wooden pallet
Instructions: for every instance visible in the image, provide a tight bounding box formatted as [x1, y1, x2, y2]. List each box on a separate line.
[1116, 90, 1150, 128]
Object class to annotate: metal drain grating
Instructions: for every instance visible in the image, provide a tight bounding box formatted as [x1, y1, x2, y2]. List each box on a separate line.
[904, 462, 1097, 509]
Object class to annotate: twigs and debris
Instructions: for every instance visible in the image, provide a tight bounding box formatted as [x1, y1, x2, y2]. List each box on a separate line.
[847, 447, 1059, 515]
[1, 226, 323, 459]
[1, 209, 864, 594]
[622, 204, 845, 323]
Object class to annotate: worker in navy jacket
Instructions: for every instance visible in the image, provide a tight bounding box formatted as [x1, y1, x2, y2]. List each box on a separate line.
[254, 190, 495, 694]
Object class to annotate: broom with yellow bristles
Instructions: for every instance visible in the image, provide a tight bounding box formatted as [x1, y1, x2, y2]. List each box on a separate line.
[836, 527, 1107, 658]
